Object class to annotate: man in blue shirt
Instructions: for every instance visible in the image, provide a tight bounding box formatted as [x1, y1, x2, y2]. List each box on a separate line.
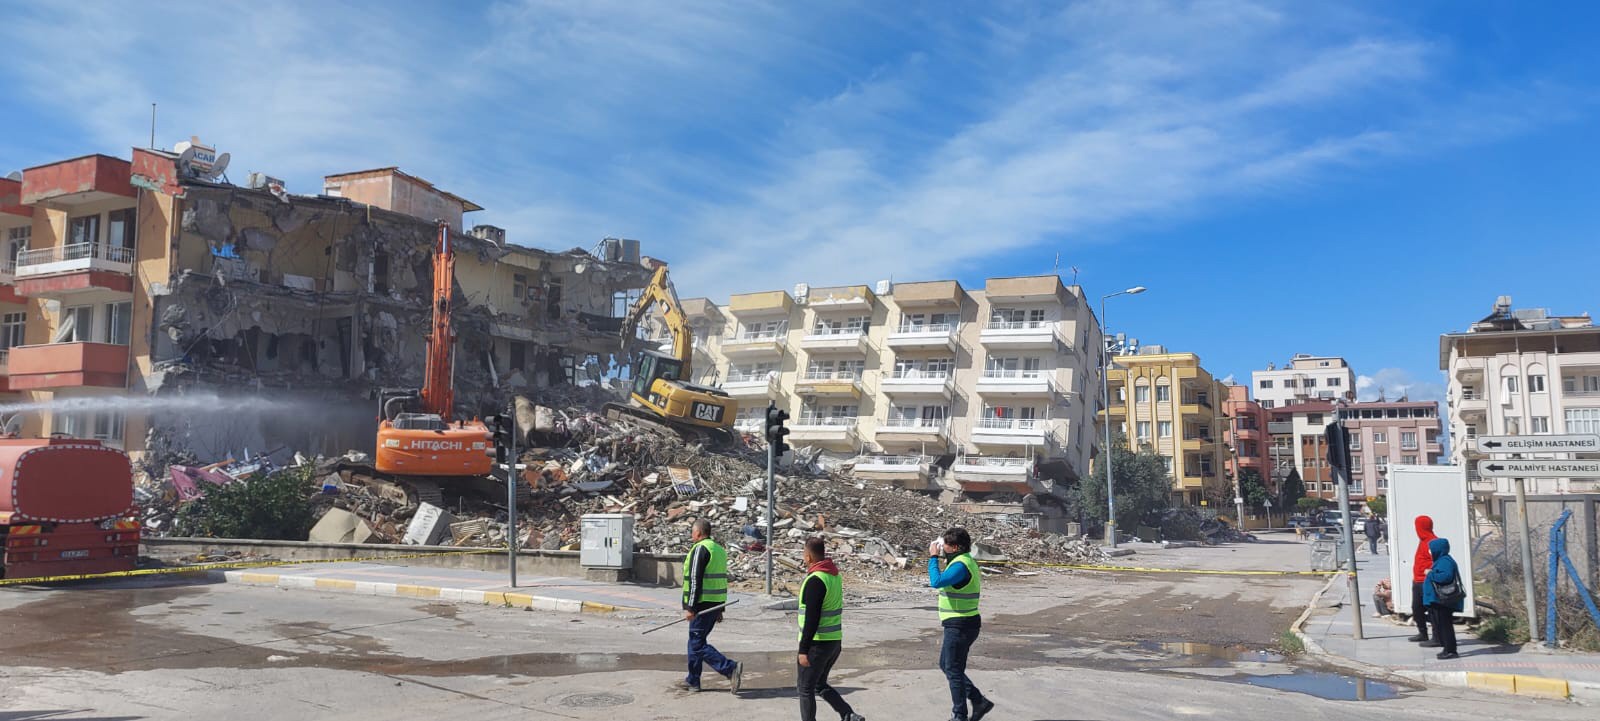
[928, 527, 995, 721]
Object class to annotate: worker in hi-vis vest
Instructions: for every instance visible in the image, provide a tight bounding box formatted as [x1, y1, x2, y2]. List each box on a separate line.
[679, 519, 743, 694]
[795, 536, 865, 721]
[928, 527, 994, 721]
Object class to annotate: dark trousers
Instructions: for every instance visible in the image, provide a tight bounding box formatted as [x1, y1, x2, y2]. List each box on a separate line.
[1411, 582, 1431, 639]
[1430, 605, 1458, 654]
[798, 640, 853, 721]
[686, 613, 735, 686]
[939, 624, 986, 719]
[1367, 535, 1379, 554]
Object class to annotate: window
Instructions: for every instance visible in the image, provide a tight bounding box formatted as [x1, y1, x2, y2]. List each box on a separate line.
[1262, 400, 1274, 409]
[1162, 457, 1173, 474]
[921, 405, 950, 424]
[1156, 385, 1171, 402]
[1565, 409, 1600, 435]
[1376, 455, 1389, 470]
[5, 226, 28, 268]
[1504, 375, 1519, 394]
[1284, 378, 1297, 388]
[1349, 432, 1361, 450]
[513, 273, 528, 300]
[1304, 378, 1317, 388]
[1115, 386, 1126, 402]
[60, 306, 94, 343]
[1465, 424, 1478, 438]
[1136, 421, 1151, 441]
[52, 411, 125, 446]
[1259, 379, 1274, 389]
[371, 249, 389, 294]
[69, 214, 101, 245]
[1564, 374, 1600, 394]
[1135, 385, 1150, 403]
[1530, 416, 1550, 434]
[1327, 377, 1342, 387]
[0, 312, 24, 350]
[107, 208, 136, 249]
[1372, 431, 1386, 444]
[1352, 453, 1363, 467]
[1401, 431, 1417, 448]
[1027, 308, 1045, 324]
[1402, 455, 1418, 465]
[1158, 421, 1173, 438]
[510, 341, 526, 371]
[1529, 374, 1546, 393]
[740, 320, 784, 339]
[1307, 413, 1323, 425]
[1507, 417, 1521, 435]
[105, 302, 131, 345]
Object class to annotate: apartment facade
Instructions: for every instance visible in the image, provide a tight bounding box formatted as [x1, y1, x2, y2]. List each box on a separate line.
[1335, 400, 1443, 497]
[1251, 354, 1357, 409]
[0, 147, 649, 467]
[1223, 383, 1269, 485]
[1441, 296, 1600, 496]
[687, 276, 1103, 501]
[1102, 349, 1230, 506]
[1268, 402, 1335, 500]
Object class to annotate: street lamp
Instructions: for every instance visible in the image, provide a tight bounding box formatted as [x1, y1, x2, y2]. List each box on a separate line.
[1100, 286, 1146, 547]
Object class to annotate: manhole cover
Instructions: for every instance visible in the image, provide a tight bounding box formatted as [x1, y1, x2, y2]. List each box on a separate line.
[558, 692, 633, 708]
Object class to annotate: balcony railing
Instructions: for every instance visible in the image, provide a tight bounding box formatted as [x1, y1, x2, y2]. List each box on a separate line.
[803, 370, 863, 382]
[732, 331, 783, 342]
[882, 417, 947, 430]
[987, 320, 1050, 330]
[16, 242, 134, 269]
[724, 371, 774, 383]
[807, 327, 866, 337]
[890, 369, 951, 380]
[982, 369, 1044, 379]
[896, 322, 955, 334]
[796, 416, 856, 428]
[957, 456, 1030, 469]
[855, 454, 927, 468]
[977, 417, 1042, 431]
[1401, 443, 1419, 451]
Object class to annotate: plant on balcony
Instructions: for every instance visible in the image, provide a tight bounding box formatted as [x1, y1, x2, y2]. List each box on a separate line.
[1079, 433, 1171, 535]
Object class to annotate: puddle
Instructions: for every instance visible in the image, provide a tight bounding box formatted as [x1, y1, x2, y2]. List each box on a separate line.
[1238, 670, 1401, 701]
[1140, 641, 1284, 665]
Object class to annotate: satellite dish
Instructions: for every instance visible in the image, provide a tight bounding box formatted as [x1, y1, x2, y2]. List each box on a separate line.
[4, 171, 19, 181]
[204, 152, 231, 180]
[176, 146, 197, 177]
[2, 415, 22, 436]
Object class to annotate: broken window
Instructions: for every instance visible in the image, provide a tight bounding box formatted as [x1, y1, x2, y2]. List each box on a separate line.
[513, 273, 528, 302]
[510, 341, 527, 371]
[547, 278, 563, 320]
[372, 249, 390, 295]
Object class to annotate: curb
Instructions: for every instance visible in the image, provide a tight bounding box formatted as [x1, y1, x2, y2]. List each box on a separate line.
[216, 570, 639, 615]
[1292, 575, 1591, 703]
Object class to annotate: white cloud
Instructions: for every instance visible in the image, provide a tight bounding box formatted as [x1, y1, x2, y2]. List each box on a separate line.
[0, 1, 1571, 302]
[1357, 368, 1445, 402]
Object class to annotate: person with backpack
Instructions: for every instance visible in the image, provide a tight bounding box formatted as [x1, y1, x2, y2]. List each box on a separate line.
[1422, 536, 1466, 660]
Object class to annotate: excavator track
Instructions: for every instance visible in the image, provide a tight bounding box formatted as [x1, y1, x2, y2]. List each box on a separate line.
[603, 402, 734, 448]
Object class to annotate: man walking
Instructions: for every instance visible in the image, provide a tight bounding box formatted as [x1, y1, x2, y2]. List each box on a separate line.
[796, 536, 865, 721]
[928, 527, 994, 721]
[680, 520, 742, 694]
[1363, 512, 1384, 555]
[1409, 515, 1438, 644]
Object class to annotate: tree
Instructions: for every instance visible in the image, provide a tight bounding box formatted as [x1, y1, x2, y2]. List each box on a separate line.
[1297, 496, 1326, 513]
[1278, 468, 1305, 510]
[1082, 433, 1172, 534]
[1238, 469, 1270, 510]
[175, 465, 320, 540]
[1367, 496, 1388, 517]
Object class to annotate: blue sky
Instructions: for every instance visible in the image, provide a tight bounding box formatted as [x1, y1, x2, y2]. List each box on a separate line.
[2, 1, 1596, 401]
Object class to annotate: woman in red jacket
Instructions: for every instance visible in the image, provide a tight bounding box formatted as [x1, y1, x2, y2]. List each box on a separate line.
[1410, 515, 1438, 643]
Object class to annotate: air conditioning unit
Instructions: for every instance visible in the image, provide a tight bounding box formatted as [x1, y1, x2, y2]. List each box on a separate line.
[875, 279, 892, 295]
[794, 283, 810, 302]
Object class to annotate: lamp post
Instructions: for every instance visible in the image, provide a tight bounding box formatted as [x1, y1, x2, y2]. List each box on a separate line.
[1100, 286, 1146, 547]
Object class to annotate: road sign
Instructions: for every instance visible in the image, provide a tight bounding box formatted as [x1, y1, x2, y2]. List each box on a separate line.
[1476, 459, 1600, 479]
[1476, 434, 1600, 453]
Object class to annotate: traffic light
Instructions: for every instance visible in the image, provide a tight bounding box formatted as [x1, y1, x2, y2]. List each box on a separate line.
[485, 413, 512, 465]
[1325, 421, 1353, 481]
[764, 402, 791, 457]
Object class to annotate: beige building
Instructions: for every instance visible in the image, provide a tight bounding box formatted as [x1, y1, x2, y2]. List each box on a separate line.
[1251, 354, 1356, 409]
[1101, 349, 1230, 505]
[680, 276, 1103, 501]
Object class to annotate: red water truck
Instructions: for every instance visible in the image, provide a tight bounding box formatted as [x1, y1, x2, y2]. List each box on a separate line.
[0, 438, 140, 579]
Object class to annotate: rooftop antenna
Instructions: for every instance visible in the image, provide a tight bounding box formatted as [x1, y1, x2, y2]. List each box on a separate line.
[149, 103, 156, 149]
[1069, 266, 1080, 285]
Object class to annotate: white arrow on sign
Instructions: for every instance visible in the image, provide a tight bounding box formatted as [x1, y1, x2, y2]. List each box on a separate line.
[1476, 434, 1600, 453]
[1476, 459, 1600, 478]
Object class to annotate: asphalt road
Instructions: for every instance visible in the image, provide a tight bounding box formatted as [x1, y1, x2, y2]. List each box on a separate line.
[0, 541, 1589, 720]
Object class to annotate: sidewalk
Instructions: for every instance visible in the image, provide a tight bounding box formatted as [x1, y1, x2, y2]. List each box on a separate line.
[1298, 547, 1600, 702]
[216, 561, 695, 616]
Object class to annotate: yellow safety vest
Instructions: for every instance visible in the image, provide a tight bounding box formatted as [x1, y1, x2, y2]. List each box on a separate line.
[937, 553, 981, 621]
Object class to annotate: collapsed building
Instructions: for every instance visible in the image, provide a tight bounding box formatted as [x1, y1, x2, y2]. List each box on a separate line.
[0, 146, 651, 472]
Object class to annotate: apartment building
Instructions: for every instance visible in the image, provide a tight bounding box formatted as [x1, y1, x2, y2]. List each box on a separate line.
[1251, 354, 1356, 409]
[687, 276, 1103, 502]
[1223, 383, 1269, 485]
[1441, 296, 1600, 496]
[0, 147, 649, 466]
[1335, 400, 1443, 497]
[1102, 348, 1230, 506]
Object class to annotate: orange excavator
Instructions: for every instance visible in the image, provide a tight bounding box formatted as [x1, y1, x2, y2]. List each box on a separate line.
[370, 221, 492, 498]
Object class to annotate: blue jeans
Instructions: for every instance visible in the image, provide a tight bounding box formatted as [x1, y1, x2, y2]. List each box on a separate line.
[686, 613, 735, 686]
[939, 624, 985, 719]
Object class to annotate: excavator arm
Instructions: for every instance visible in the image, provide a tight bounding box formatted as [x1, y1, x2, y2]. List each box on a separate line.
[621, 264, 695, 378]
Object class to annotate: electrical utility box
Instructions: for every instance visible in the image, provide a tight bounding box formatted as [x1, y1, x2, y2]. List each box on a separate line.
[580, 513, 635, 569]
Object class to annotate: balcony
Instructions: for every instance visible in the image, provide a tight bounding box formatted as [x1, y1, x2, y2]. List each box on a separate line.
[790, 416, 858, 444]
[881, 369, 954, 397]
[728, 290, 794, 317]
[21, 154, 134, 206]
[720, 372, 778, 398]
[14, 243, 136, 296]
[720, 331, 786, 357]
[875, 417, 949, 443]
[6, 342, 129, 390]
[975, 369, 1055, 397]
[1234, 427, 1263, 441]
[804, 285, 875, 312]
[850, 455, 934, 489]
[971, 417, 1051, 446]
[1457, 394, 1487, 416]
[734, 417, 764, 433]
[886, 322, 958, 351]
[950, 455, 1034, 493]
[800, 327, 869, 353]
[979, 320, 1062, 349]
[796, 371, 863, 398]
[1178, 401, 1205, 417]
[1267, 421, 1294, 434]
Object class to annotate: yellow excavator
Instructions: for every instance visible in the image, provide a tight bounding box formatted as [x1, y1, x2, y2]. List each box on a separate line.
[605, 264, 737, 444]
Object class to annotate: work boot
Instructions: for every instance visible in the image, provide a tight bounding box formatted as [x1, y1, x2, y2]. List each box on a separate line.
[1406, 634, 1428, 642]
[970, 698, 995, 721]
[1419, 640, 1442, 648]
[729, 661, 744, 695]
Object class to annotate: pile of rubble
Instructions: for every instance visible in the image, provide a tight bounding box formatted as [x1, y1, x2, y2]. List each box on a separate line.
[138, 396, 1109, 587]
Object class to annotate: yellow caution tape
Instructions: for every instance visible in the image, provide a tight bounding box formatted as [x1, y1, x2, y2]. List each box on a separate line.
[981, 560, 1340, 577]
[0, 548, 500, 587]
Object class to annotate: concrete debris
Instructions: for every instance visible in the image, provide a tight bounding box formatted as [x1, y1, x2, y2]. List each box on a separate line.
[404, 503, 457, 546]
[308, 508, 376, 544]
